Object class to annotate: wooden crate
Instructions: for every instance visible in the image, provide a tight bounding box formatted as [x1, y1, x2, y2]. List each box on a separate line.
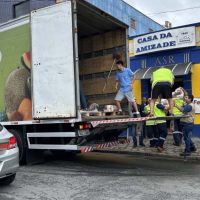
[80, 37, 92, 53]
[115, 29, 126, 47]
[92, 34, 104, 51]
[89, 98, 116, 106]
[103, 29, 126, 49]
[79, 28, 126, 54]
[104, 31, 115, 49]
[82, 76, 116, 95]
[81, 110, 102, 117]
[79, 56, 102, 75]
[79, 52, 126, 75]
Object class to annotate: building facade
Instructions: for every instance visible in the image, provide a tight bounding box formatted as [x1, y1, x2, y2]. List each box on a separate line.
[0, 0, 163, 36]
[129, 23, 200, 136]
[0, 0, 55, 24]
[86, 0, 164, 36]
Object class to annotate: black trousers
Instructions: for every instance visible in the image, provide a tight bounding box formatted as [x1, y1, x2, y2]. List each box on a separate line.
[173, 119, 183, 145]
[157, 123, 168, 148]
[146, 125, 159, 147]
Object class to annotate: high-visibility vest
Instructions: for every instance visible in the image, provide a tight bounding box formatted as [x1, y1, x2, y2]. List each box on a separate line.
[152, 68, 173, 89]
[144, 105, 155, 126]
[172, 98, 184, 116]
[154, 103, 166, 124]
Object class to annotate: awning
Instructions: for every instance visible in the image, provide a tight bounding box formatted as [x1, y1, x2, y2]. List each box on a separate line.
[134, 62, 192, 80]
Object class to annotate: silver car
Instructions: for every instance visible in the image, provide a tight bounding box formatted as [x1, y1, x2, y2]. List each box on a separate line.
[0, 124, 19, 185]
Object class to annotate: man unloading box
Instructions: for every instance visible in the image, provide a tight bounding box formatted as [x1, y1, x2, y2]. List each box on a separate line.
[150, 67, 174, 116]
[115, 60, 140, 116]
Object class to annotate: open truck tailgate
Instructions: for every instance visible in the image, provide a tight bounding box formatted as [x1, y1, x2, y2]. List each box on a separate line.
[31, 1, 77, 119]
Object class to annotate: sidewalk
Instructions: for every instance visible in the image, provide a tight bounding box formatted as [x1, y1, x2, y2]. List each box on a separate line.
[95, 135, 200, 161]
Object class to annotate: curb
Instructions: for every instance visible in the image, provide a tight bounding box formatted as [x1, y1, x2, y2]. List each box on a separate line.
[94, 149, 200, 162]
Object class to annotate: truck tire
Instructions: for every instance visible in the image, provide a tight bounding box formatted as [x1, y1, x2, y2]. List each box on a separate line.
[8, 129, 26, 164]
[0, 174, 16, 186]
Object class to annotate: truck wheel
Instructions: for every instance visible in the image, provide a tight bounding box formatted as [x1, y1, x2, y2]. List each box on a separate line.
[8, 129, 26, 165]
[0, 174, 16, 186]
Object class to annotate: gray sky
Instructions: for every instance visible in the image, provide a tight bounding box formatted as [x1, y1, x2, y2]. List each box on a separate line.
[123, 0, 200, 27]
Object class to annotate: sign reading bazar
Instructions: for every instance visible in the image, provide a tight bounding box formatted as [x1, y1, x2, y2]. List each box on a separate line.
[133, 26, 196, 55]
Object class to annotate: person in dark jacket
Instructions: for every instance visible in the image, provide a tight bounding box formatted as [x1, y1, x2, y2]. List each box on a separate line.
[140, 96, 148, 117]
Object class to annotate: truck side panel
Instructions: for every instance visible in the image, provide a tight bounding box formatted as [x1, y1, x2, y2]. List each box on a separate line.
[0, 21, 30, 122]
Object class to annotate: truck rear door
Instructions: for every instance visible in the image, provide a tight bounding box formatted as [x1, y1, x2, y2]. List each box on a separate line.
[30, 1, 76, 119]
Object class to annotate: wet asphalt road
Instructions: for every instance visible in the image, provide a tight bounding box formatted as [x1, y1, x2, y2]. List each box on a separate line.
[0, 152, 200, 200]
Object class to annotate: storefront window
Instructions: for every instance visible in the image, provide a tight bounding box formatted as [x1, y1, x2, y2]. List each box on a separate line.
[130, 18, 136, 29]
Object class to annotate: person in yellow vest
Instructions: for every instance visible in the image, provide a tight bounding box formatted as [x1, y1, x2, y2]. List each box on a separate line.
[150, 67, 174, 117]
[144, 98, 158, 147]
[154, 98, 169, 152]
[172, 87, 185, 146]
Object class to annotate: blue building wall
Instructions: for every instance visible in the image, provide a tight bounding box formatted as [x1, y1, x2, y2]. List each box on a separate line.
[0, 0, 55, 24]
[0, 0, 22, 24]
[0, 0, 164, 36]
[86, 0, 164, 36]
[30, 0, 55, 10]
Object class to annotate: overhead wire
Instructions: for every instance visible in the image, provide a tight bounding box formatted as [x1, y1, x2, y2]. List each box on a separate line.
[147, 5, 200, 16]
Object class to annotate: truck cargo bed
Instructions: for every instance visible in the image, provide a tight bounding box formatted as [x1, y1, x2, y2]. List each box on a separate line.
[77, 0, 128, 109]
[82, 114, 130, 121]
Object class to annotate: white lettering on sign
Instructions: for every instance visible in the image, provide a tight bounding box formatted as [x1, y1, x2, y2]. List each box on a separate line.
[133, 26, 196, 55]
[193, 98, 200, 114]
[155, 55, 175, 66]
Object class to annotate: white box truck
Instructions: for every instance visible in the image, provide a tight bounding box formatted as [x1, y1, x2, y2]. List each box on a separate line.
[0, 0, 143, 164]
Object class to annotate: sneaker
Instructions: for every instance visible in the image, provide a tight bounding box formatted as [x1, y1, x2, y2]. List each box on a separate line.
[133, 112, 141, 118]
[173, 143, 180, 147]
[180, 151, 191, 156]
[139, 143, 145, 147]
[132, 144, 137, 148]
[115, 109, 122, 115]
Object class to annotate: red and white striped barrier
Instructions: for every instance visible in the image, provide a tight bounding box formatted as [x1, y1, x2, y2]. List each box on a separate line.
[91, 117, 152, 127]
[90, 115, 187, 128]
[80, 146, 94, 153]
[79, 139, 131, 153]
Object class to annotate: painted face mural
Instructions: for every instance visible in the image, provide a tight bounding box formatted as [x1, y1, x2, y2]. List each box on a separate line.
[0, 23, 31, 122]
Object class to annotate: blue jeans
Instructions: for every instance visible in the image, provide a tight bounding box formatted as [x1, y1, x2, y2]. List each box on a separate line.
[182, 123, 195, 153]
